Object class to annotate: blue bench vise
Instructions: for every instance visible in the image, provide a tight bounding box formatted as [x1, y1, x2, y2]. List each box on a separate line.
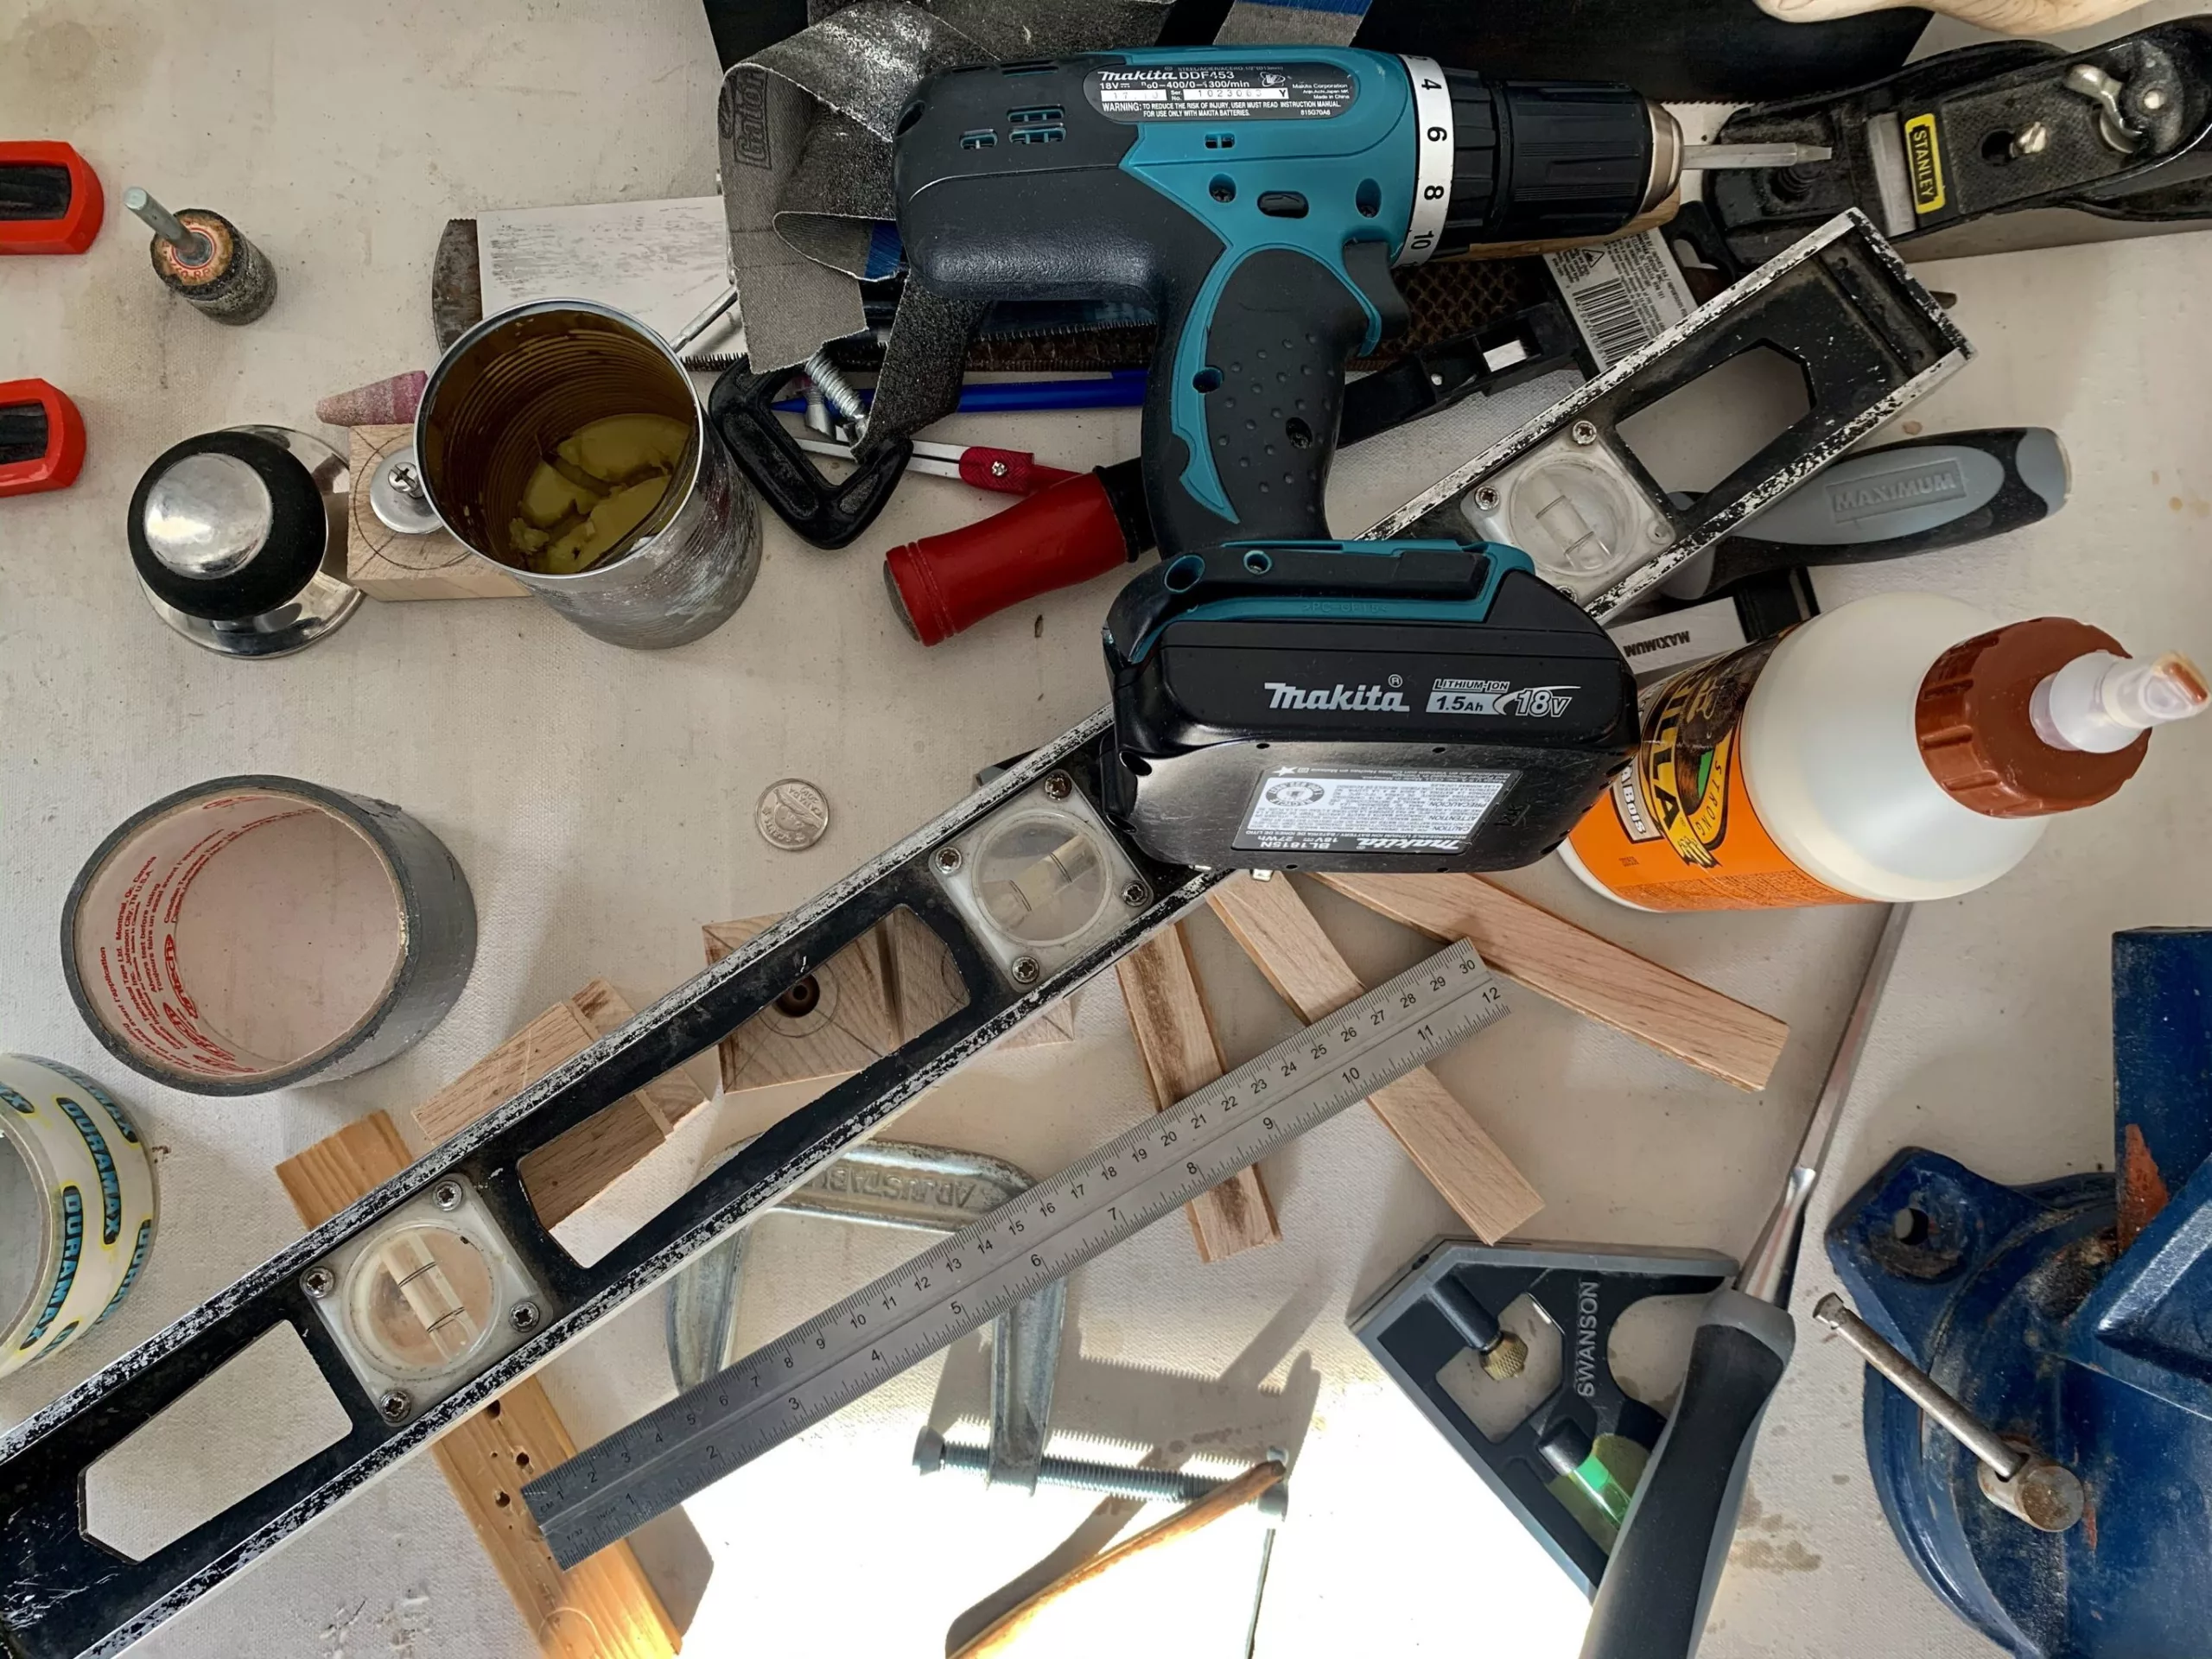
[1827, 927, 2212, 1659]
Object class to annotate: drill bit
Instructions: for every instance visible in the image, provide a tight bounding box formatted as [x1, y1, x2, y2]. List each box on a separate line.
[1682, 142, 1834, 172]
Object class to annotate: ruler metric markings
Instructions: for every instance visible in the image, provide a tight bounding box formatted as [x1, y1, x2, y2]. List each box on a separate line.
[528, 939, 1507, 1565]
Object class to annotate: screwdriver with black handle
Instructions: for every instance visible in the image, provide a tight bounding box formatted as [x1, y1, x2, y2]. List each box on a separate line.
[1580, 902, 1911, 1659]
[1662, 428, 2069, 602]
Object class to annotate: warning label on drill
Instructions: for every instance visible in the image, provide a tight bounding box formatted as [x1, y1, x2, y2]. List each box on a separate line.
[1085, 65, 1357, 122]
[1545, 231, 1698, 370]
[1234, 767, 1516, 855]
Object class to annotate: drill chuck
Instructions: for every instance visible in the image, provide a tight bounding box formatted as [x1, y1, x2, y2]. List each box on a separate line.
[1415, 61, 1672, 257]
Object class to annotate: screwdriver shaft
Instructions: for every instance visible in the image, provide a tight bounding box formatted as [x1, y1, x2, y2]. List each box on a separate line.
[123, 188, 211, 265]
[1683, 142, 1834, 171]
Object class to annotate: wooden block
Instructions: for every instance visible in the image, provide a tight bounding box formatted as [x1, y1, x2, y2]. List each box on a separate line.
[275, 1112, 416, 1226]
[413, 980, 706, 1229]
[882, 908, 1075, 1050]
[1312, 872, 1787, 1092]
[1115, 928, 1280, 1263]
[1208, 874, 1542, 1243]
[703, 918, 904, 1094]
[345, 424, 529, 601]
[277, 1113, 679, 1659]
[703, 910, 1073, 1096]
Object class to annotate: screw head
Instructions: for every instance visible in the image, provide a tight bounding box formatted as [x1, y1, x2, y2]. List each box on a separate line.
[1120, 880, 1150, 908]
[1010, 956, 1042, 985]
[432, 1180, 464, 1211]
[989, 459, 1008, 477]
[1570, 420, 1599, 446]
[510, 1300, 541, 1334]
[1472, 484, 1501, 512]
[933, 845, 963, 875]
[2012, 120, 2051, 156]
[302, 1266, 335, 1300]
[1042, 772, 1073, 801]
[378, 1389, 412, 1423]
[387, 461, 423, 499]
[2144, 86, 2168, 111]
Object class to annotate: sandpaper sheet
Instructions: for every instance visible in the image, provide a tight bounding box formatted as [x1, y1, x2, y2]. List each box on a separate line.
[474, 198, 747, 364]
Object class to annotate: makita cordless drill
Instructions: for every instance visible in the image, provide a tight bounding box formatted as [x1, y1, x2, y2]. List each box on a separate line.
[893, 48, 1792, 873]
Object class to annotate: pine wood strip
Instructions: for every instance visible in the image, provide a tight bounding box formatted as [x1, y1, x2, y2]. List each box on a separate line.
[1114, 927, 1280, 1262]
[1313, 872, 1787, 1090]
[1208, 874, 1541, 1242]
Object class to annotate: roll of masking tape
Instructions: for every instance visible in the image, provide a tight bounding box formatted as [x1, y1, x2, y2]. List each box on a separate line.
[0, 1054, 159, 1379]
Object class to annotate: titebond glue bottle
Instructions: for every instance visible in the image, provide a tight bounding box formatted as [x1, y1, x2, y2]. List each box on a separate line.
[1561, 592, 2208, 910]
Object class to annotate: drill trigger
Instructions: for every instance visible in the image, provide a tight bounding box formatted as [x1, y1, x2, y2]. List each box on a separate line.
[1340, 238, 1410, 351]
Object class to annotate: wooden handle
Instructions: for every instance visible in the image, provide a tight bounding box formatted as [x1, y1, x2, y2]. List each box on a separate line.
[950, 1460, 1287, 1659]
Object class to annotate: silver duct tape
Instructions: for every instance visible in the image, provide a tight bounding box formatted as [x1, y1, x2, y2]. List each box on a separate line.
[717, 0, 1168, 371]
[60, 779, 477, 1096]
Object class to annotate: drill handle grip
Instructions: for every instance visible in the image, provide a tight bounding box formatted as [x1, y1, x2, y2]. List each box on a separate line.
[1143, 238, 1407, 556]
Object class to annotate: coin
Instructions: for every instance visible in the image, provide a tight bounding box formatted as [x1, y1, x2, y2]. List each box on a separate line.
[755, 779, 830, 851]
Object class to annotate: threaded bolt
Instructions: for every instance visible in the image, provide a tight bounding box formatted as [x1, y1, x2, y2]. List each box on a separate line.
[913, 1429, 1288, 1516]
[806, 351, 867, 423]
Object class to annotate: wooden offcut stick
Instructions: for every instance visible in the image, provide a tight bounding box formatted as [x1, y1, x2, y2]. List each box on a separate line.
[413, 979, 706, 1228]
[702, 910, 1073, 1097]
[950, 1459, 1287, 1659]
[276, 1115, 679, 1659]
[1116, 926, 1280, 1262]
[1313, 872, 1787, 1090]
[1209, 874, 1542, 1242]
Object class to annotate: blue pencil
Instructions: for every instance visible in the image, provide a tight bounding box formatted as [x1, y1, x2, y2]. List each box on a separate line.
[772, 369, 1147, 416]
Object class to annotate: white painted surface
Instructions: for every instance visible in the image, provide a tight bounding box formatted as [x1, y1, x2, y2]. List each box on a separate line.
[0, 3, 2206, 1657]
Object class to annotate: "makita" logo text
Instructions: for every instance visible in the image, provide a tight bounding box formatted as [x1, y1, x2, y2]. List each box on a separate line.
[1265, 681, 1409, 712]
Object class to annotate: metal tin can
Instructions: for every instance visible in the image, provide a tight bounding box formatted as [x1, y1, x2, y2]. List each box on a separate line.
[0, 1055, 159, 1378]
[416, 301, 760, 649]
[62, 777, 477, 1095]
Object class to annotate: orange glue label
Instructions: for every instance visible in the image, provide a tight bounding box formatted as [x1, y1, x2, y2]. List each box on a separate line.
[1568, 637, 1865, 911]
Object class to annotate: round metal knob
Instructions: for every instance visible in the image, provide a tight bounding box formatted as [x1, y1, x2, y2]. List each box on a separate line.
[141, 451, 274, 578]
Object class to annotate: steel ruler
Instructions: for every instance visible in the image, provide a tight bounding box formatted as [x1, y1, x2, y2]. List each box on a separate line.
[524, 938, 1509, 1564]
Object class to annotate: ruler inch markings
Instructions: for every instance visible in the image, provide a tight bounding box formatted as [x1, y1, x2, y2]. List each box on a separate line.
[526, 941, 1506, 1565]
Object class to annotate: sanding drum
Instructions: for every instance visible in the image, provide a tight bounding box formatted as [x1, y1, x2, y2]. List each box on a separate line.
[62, 778, 477, 1095]
[416, 301, 761, 648]
[0, 1055, 159, 1378]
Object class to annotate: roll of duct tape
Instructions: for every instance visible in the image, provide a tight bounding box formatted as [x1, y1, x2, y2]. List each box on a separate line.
[62, 777, 477, 1094]
[0, 1055, 159, 1379]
